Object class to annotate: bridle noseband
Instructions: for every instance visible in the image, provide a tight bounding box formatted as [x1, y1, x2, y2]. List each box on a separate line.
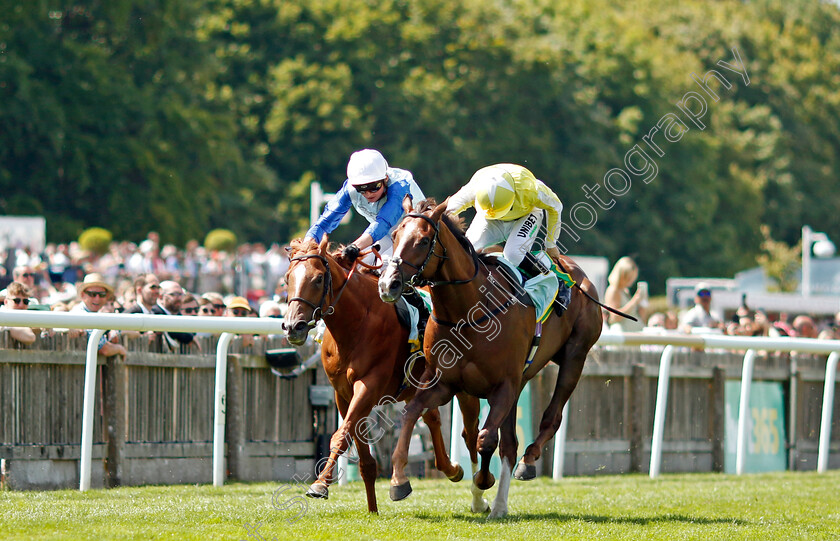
[286, 254, 334, 328]
[385, 212, 479, 288]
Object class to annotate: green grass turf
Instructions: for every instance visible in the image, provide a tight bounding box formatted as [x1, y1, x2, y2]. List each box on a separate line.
[2, 471, 839, 540]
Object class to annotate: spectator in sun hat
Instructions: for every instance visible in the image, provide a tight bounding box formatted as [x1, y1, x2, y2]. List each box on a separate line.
[227, 295, 255, 346]
[70, 273, 127, 357]
[679, 282, 723, 332]
[199, 292, 226, 316]
[226, 296, 252, 317]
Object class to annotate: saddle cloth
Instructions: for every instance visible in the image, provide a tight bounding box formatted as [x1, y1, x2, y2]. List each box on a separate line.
[485, 253, 559, 323]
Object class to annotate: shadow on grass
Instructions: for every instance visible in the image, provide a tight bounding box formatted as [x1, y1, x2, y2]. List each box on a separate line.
[412, 511, 748, 526]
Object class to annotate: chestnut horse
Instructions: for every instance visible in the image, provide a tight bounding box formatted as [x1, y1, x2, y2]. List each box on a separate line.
[283, 236, 475, 513]
[378, 198, 602, 518]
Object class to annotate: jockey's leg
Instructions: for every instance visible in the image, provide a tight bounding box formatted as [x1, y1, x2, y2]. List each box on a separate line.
[464, 213, 508, 251]
[503, 210, 545, 268]
[505, 210, 571, 311]
[402, 286, 429, 344]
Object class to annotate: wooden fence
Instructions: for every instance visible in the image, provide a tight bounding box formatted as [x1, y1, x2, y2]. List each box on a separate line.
[2, 333, 839, 489]
[0, 332, 320, 489]
[526, 346, 840, 476]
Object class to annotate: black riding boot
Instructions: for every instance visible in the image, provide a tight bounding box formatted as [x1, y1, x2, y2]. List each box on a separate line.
[403, 287, 429, 345]
[517, 252, 549, 280]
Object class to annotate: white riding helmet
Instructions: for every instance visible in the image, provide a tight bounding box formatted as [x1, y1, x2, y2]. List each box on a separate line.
[347, 149, 388, 186]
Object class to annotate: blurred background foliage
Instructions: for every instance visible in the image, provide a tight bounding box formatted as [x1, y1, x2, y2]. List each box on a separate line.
[1, 0, 839, 292]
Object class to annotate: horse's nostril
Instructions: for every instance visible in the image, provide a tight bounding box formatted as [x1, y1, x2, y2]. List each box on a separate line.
[293, 320, 307, 333]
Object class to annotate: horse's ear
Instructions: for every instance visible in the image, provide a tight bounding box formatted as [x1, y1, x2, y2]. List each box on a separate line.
[402, 194, 414, 214]
[318, 235, 329, 255]
[431, 198, 449, 222]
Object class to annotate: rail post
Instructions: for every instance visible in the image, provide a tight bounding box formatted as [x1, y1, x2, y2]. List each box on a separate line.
[80, 329, 106, 491]
[213, 332, 234, 487]
[649, 345, 675, 478]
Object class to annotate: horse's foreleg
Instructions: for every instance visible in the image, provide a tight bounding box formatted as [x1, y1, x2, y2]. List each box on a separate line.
[457, 393, 481, 465]
[517, 340, 587, 480]
[421, 407, 464, 482]
[353, 432, 379, 514]
[390, 380, 454, 501]
[489, 405, 518, 519]
[456, 392, 488, 513]
[474, 380, 518, 491]
[308, 381, 380, 512]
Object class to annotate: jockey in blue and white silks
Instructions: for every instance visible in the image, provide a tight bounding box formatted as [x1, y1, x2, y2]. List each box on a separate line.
[306, 149, 424, 259]
[305, 148, 429, 346]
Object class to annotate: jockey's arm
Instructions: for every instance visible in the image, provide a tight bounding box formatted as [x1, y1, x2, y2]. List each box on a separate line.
[351, 233, 374, 250]
[534, 181, 564, 256]
[305, 183, 353, 242]
[354, 180, 414, 250]
[445, 181, 479, 215]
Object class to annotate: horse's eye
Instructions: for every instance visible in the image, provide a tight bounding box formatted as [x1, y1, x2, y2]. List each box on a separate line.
[315, 275, 323, 285]
[419, 237, 430, 247]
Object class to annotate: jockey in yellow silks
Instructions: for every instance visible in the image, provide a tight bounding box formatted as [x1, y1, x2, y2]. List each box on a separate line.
[446, 163, 573, 311]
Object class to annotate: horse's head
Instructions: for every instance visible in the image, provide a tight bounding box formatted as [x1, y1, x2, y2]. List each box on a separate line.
[379, 196, 449, 303]
[282, 235, 332, 345]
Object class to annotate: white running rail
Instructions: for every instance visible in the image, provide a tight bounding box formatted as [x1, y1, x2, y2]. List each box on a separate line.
[2, 312, 840, 488]
[0, 311, 286, 491]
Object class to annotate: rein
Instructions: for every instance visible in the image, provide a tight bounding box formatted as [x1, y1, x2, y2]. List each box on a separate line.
[430, 268, 520, 328]
[386, 212, 480, 288]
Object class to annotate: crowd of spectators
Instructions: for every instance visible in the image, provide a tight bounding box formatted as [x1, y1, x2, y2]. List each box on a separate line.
[4, 234, 840, 348]
[0, 232, 290, 310]
[0, 233, 293, 353]
[641, 282, 840, 340]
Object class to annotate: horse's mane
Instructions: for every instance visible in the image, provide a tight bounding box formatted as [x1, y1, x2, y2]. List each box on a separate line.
[287, 237, 319, 259]
[286, 237, 380, 277]
[415, 198, 495, 264]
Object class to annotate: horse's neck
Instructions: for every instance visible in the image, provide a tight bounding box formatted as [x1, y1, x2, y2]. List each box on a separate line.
[322, 259, 374, 338]
[427, 226, 486, 320]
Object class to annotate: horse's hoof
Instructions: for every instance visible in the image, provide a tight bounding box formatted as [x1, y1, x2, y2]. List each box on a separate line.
[513, 462, 536, 481]
[390, 481, 412, 501]
[473, 471, 495, 491]
[305, 483, 329, 499]
[488, 507, 508, 519]
[471, 498, 490, 514]
[448, 463, 464, 483]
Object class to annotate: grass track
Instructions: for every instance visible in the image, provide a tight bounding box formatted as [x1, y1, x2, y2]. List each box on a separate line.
[2, 471, 839, 540]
